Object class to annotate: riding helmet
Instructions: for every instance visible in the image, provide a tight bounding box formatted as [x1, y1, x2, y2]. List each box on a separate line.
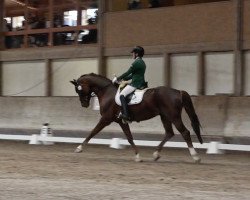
[131, 46, 144, 57]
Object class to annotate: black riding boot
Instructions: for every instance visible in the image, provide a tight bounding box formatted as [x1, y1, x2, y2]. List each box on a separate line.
[119, 95, 130, 121]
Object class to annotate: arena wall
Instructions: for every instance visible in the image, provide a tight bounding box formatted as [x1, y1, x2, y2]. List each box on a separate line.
[104, 1, 234, 48]
[2, 60, 46, 96]
[1, 51, 237, 97]
[1, 58, 98, 96]
[204, 52, 234, 95]
[244, 51, 250, 95]
[170, 54, 198, 95]
[243, 0, 250, 49]
[1, 1, 250, 97]
[0, 96, 249, 140]
[51, 58, 98, 96]
[1, 1, 250, 143]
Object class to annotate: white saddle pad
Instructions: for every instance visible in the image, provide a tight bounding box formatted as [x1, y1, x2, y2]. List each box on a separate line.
[115, 87, 148, 106]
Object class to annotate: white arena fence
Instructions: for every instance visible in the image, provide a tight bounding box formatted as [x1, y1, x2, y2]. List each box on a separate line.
[0, 133, 250, 154]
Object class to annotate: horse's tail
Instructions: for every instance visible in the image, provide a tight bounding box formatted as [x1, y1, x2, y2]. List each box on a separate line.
[181, 90, 203, 144]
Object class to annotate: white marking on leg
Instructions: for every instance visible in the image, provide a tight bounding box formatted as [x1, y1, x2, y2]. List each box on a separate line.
[189, 147, 197, 156]
[135, 153, 143, 162]
[153, 151, 161, 161]
[74, 145, 83, 153]
[189, 147, 201, 163]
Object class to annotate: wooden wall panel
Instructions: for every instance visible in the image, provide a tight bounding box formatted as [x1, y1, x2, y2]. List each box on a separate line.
[0, 0, 4, 50]
[173, 0, 227, 5]
[243, 0, 250, 49]
[104, 1, 235, 48]
[108, 0, 127, 11]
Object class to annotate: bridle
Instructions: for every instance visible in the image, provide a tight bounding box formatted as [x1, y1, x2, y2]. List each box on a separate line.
[75, 78, 113, 102]
[75, 82, 91, 104]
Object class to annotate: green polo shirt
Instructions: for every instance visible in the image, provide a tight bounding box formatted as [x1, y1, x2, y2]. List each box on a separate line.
[118, 58, 146, 88]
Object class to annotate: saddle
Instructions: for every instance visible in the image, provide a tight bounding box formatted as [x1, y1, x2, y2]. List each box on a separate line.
[115, 81, 148, 106]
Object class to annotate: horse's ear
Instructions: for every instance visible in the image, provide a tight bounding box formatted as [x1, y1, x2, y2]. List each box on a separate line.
[70, 80, 77, 86]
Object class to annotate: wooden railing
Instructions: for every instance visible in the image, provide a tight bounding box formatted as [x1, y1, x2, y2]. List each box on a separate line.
[4, 24, 97, 48]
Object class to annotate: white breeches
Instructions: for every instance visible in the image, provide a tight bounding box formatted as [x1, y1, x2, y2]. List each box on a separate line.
[120, 85, 136, 97]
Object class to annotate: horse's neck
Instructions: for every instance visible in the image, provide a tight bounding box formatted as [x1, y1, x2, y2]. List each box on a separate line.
[89, 77, 115, 96]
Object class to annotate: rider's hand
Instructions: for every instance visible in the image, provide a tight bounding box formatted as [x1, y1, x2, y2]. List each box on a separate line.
[112, 77, 118, 84]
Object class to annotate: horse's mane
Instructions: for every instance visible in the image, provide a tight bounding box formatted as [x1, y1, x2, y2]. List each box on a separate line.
[79, 73, 112, 84]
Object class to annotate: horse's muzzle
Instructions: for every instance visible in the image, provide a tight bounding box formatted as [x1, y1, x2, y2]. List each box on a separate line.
[79, 95, 90, 108]
[81, 101, 89, 108]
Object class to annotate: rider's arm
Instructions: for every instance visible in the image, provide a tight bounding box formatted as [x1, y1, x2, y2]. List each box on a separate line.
[117, 65, 135, 81]
[123, 74, 132, 81]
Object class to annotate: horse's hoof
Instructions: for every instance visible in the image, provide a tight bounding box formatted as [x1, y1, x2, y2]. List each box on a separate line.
[135, 154, 143, 162]
[74, 146, 82, 153]
[194, 157, 201, 164]
[135, 158, 143, 162]
[153, 151, 161, 161]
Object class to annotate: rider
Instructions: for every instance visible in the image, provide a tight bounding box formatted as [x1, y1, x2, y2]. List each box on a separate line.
[112, 46, 147, 121]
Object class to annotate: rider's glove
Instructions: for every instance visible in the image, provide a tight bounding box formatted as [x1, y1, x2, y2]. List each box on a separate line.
[112, 77, 118, 84]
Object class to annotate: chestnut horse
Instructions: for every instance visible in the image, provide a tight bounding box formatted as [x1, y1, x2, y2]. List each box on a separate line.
[70, 73, 203, 162]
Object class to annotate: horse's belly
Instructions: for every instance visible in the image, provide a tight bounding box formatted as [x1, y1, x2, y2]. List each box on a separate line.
[132, 110, 159, 122]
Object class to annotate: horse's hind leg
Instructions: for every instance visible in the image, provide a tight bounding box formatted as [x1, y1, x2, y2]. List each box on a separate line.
[119, 122, 142, 162]
[153, 115, 174, 161]
[173, 118, 201, 163]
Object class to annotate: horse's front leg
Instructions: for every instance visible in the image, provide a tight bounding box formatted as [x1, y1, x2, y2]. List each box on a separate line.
[119, 122, 142, 162]
[75, 117, 111, 153]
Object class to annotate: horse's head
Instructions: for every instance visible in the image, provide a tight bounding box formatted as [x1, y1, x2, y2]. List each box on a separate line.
[71, 73, 115, 107]
[70, 78, 91, 108]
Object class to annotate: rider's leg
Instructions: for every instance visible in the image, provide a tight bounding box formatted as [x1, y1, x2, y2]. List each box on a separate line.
[120, 95, 130, 120]
[119, 85, 136, 120]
